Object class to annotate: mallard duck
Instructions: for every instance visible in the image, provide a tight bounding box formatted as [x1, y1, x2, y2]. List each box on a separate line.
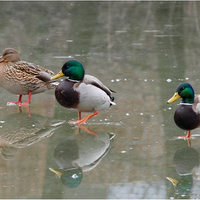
[49, 168, 83, 188]
[166, 146, 199, 197]
[166, 175, 193, 197]
[167, 83, 200, 138]
[0, 48, 58, 105]
[51, 60, 116, 125]
[0, 112, 64, 160]
[49, 130, 115, 188]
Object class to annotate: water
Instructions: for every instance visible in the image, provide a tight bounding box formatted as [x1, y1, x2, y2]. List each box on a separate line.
[0, 1, 200, 199]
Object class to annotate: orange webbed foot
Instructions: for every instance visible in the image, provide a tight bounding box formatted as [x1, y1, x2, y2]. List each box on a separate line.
[7, 95, 22, 106]
[69, 111, 98, 125]
[178, 131, 192, 139]
[7, 92, 32, 106]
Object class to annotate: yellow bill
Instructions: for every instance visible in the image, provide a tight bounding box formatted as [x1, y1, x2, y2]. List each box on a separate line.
[167, 92, 180, 104]
[166, 177, 179, 186]
[51, 70, 65, 80]
[49, 168, 62, 178]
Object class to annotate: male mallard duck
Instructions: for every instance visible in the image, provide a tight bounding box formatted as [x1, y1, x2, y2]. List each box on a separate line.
[167, 83, 200, 138]
[51, 60, 116, 125]
[166, 146, 199, 197]
[0, 48, 57, 105]
[166, 175, 193, 197]
[49, 130, 115, 188]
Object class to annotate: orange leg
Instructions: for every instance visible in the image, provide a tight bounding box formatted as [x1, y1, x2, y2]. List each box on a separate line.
[7, 91, 32, 106]
[22, 105, 31, 118]
[78, 125, 98, 136]
[17, 105, 31, 118]
[69, 111, 98, 125]
[69, 112, 82, 124]
[178, 131, 192, 139]
[78, 112, 81, 120]
[21, 91, 32, 106]
[187, 139, 191, 147]
[7, 95, 22, 105]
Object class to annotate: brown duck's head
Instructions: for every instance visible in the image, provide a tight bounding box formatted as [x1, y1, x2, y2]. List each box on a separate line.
[0, 48, 20, 63]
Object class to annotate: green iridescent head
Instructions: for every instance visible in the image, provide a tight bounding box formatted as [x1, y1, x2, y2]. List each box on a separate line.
[62, 60, 85, 81]
[51, 60, 85, 81]
[49, 167, 83, 188]
[61, 168, 83, 188]
[167, 83, 195, 104]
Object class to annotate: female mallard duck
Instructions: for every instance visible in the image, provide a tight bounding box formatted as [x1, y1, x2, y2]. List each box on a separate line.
[167, 83, 200, 138]
[0, 48, 57, 105]
[0, 112, 64, 160]
[51, 60, 116, 125]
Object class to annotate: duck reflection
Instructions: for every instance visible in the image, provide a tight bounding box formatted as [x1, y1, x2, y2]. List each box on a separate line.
[49, 127, 115, 188]
[0, 112, 64, 160]
[18, 104, 31, 118]
[167, 146, 200, 198]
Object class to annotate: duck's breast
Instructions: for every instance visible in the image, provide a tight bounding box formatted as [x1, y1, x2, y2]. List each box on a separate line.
[174, 104, 200, 130]
[55, 79, 80, 109]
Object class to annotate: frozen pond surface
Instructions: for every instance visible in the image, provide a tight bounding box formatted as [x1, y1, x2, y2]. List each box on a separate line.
[1, 1, 200, 199]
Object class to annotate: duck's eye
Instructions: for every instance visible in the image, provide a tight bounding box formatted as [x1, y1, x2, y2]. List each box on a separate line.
[180, 87, 185, 91]
[4, 52, 10, 56]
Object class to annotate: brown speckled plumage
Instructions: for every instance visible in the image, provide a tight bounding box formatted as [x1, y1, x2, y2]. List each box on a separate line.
[0, 48, 57, 105]
[0, 113, 63, 160]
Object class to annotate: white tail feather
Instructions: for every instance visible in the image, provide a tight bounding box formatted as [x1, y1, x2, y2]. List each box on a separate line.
[111, 101, 116, 105]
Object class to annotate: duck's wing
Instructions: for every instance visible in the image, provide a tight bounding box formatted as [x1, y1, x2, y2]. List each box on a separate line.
[12, 61, 54, 82]
[83, 74, 115, 96]
[193, 94, 200, 113]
